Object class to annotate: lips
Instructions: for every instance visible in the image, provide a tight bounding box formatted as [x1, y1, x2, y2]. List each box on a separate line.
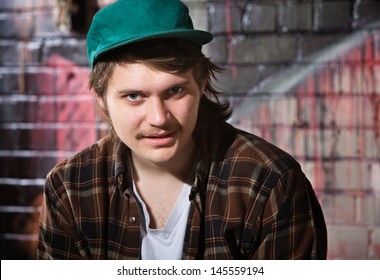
[145, 131, 174, 138]
[138, 131, 177, 146]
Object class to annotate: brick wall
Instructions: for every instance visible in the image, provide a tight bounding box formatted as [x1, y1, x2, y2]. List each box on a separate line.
[0, 0, 379, 259]
[0, 0, 98, 259]
[209, 0, 380, 259]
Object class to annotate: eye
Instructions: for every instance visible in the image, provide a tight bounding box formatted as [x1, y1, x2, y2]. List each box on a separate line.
[168, 87, 183, 95]
[126, 93, 140, 101]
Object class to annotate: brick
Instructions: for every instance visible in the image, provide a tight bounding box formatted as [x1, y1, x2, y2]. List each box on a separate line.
[319, 194, 334, 224]
[0, 13, 33, 39]
[279, 2, 313, 32]
[0, 210, 41, 235]
[42, 38, 89, 67]
[269, 97, 298, 126]
[33, 10, 58, 36]
[10, 69, 60, 96]
[356, 195, 378, 226]
[185, 0, 208, 32]
[0, 200, 41, 260]
[307, 129, 361, 159]
[208, 2, 241, 34]
[231, 35, 297, 63]
[373, 32, 380, 63]
[27, 98, 97, 123]
[205, 35, 227, 63]
[54, 125, 98, 153]
[306, 128, 332, 159]
[0, 127, 97, 152]
[369, 228, 380, 259]
[28, 67, 91, 96]
[300, 34, 345, 60]
[0, 185, 42, 206]
[331, 96, 374, 127]
[327, 225, 369, 259]
[370, 162, 380, 192]
[302, 160, 331, 191]
[357, 1, 380, 23]
[0, 40, 41, 66]
[0, 102, 28, 123]
[0, 0, 56, 10]
[0, 11, 56, 39]
[289, 127, 308, 159]
[242, 3, 276, 32]
[0, 156, 57, 179]
[327, 63, 375, 95]
[373, 64, 380, 94]
[0, 239, 38, 260]
[324, 194, 378, 226]
[0, 41, 20, 66]
[215, 65, 278, 94]
[333, 160, 370, 191]
[231, 96, 298, 151]
[0, 70, 20, 94]
[233, 98, 271, 127]
[313, 1, 352, 31]
[270, 125, 295, 155]
[337, 63, 377, 94]
[333, 194, 356, 225]
[295, 94, 375, 129]
[232, 95, 298, 127]
[333, 129, 378, 159]
[0, 129, 48, 151]
[365, 130, 379, 159]
[0, 96, 97, 124]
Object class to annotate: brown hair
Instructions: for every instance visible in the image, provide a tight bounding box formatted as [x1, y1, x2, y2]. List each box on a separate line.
[89, 38, 231, 136]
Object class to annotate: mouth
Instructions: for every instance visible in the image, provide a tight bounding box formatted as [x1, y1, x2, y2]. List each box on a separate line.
[137, 131, 177, 146]
[147, 131, 174, 138]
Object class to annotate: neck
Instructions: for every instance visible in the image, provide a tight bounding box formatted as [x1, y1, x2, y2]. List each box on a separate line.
[131, 144, 197, 184]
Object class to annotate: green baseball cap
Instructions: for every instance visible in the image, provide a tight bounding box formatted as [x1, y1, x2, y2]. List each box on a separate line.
[87, 0, 213, 67]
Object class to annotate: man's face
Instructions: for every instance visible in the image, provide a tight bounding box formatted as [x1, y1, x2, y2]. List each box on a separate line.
[100, 62, 204, 168]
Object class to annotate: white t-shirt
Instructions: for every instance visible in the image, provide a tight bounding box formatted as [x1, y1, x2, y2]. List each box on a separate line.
[133, 182, 191, 260]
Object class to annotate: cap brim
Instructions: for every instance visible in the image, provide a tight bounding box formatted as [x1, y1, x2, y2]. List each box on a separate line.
[92, 29, 213, 66]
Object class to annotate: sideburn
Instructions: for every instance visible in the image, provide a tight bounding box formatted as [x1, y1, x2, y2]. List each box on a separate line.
[96, 95, 117, 139]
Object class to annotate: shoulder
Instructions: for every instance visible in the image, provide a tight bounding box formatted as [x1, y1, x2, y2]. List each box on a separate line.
[45, 135, 118, 184]
[220, 124, 300, 175]
[208, 124, 312, 210]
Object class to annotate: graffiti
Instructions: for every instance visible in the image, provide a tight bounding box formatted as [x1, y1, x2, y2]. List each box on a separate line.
[232, 20, 380, 259]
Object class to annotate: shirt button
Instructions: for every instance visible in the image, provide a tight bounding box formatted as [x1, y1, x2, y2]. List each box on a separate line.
[129, 216, 137, 224]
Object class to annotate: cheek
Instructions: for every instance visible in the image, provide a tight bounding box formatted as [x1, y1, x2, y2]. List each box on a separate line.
[172, 98, 199, 119]
[106, 101, 138, 134]
[174, 97, 200, 124]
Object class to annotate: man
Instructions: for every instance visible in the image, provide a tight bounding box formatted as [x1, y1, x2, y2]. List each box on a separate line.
[38, 0, 327, 259]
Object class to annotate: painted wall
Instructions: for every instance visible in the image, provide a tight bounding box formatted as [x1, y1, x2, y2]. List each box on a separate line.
[0, 0, 379, 259]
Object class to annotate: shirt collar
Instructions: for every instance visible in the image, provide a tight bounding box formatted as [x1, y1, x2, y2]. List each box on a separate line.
[111, 133, 210, 204]
[112, 136, 133, 196]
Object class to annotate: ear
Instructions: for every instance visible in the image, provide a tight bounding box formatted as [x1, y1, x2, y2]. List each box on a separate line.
[95, 94, 106, 110]
[200, 79, 207, 94]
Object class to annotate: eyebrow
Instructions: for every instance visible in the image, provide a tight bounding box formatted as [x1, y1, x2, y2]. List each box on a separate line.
[115, 80, 192, 96]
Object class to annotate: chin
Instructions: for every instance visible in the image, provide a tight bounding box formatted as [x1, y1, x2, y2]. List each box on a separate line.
[139, 149, 179, 165]
[147, 154, 178, 166]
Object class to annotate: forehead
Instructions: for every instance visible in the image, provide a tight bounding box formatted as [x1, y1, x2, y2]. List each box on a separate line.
[108, 62, 198, 90]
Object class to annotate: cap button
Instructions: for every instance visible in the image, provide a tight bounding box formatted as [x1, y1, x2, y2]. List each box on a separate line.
[129, 216, 137, 224]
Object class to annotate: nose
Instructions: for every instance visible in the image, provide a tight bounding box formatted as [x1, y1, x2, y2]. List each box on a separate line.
[145, 97, 169, 127]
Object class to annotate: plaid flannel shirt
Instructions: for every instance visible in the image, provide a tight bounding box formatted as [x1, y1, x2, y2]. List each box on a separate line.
[38, 123, 327, 259]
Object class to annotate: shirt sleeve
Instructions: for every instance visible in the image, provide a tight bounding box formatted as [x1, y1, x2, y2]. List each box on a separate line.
[251, 166, 327, 259]
[37, 173, 87, 260]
